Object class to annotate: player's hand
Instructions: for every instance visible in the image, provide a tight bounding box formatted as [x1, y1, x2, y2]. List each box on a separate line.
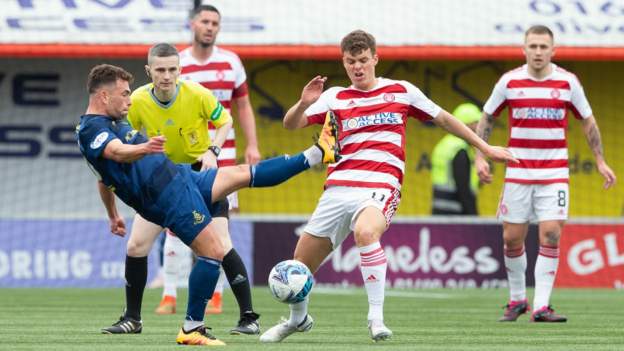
[109, 216, 126, 237]
[145, 135, 166, 154]
[484, 145, 518, 164]
[300, 75, 327, 106]
[597, 160, 616, 189]
[475, 156, 493, 184]
[198, 151, 218, 171]
[245, 145, 261, 165]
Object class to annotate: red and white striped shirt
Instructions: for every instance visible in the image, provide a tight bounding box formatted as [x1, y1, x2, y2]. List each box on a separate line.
[306, 78, 442, 191]
[179, 46, 249, 167]
[483, 64, 592, 184]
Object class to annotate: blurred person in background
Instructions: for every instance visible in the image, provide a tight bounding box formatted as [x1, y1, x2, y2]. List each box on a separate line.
[431, 103, 482, 215]
[476, 24, 616, 323]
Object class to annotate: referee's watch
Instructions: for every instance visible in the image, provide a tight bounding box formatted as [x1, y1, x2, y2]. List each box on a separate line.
[208, 145, 221, 157]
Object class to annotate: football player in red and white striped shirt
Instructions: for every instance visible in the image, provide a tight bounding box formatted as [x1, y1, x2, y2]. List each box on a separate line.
[155, 4, 261, 335]
[260, 30, 516, 343]
[476, 25, 616, 323]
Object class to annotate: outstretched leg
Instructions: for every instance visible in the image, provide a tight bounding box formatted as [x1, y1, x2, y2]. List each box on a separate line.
[211, 111, 341, 201]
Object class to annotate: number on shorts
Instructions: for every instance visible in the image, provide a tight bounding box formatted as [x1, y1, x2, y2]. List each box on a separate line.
[372, 192, 385, 202]
[557, 190, 566, 207]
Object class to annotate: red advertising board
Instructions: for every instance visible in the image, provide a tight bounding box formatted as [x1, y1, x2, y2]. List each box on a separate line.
[556, 224, 624, 288]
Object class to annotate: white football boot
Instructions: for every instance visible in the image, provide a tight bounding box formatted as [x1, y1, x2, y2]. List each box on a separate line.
[259, 314, 313, 343]
[368, 319, 392, 342]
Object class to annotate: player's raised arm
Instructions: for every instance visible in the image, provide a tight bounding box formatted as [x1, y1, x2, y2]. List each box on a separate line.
[102, 135, 166, 163]
[581, 115, 616, 189]
[433, 110, 518, 164]
[283, 75, 327, 130]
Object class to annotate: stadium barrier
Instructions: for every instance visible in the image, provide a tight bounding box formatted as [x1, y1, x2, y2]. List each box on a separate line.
[1, 217, 621, 288]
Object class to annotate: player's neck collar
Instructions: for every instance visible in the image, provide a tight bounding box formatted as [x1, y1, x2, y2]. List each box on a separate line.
[149, 83, 181, 109]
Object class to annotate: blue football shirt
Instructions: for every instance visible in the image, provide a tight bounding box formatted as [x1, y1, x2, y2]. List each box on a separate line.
[76, 114, 180, 211]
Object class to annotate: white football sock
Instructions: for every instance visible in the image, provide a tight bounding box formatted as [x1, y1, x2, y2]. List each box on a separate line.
[183, 320, 204, 333]
[162, 233, 191, 298]
[213, 269, 226, 295]
[359, 242, 387, 321]
[533, 245, 560, 310]
[288, 296, 309, 327]
[504, 246, 527, 301]
[303, 146, 322, 166]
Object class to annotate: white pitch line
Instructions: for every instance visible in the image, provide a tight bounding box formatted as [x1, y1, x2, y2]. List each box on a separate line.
[312, 287, 453, 299]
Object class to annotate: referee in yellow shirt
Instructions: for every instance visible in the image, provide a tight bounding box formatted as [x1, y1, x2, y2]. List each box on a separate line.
[101, 43, 260, 335]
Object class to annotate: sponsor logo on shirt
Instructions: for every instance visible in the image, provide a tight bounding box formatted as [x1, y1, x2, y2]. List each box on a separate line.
[342, 112, 402, 131]
[512, 107, 565, 120]
[90, 132, 109, 149]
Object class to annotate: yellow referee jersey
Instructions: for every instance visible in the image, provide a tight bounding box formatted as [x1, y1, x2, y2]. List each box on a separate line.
[127, 80, 232, 164]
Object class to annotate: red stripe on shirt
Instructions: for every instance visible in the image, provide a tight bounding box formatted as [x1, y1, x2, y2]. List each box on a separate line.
[505, 178, 569, 184]
[217, 159, 236, 167]
[506, 79, 571, 90]
[325, 179, 397, 190]
[181, 62, 233, 74]
[327, 159, 403, 183]
[340, 124, 405, 141]
[340, 140, 405, 160]
[220, 140, 235, 148]
[307, 112, 326, 125]
[335, 84, 407, 100]
[507, 159, 569, 168]
[232, 81, 248, 98]
[200, 81, 236, 91]
[509, 118, 566, 128]
[507, 139, 567, 149]
[507, 98, 568, 108]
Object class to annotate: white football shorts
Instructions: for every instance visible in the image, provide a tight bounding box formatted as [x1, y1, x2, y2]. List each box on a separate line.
[303, 186, 401, 247]
[497, 182, 569, 223]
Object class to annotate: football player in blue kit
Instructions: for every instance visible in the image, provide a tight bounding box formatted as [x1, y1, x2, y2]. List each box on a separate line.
[76, 64, 339, 346]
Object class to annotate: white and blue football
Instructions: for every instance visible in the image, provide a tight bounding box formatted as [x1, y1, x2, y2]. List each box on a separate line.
[268, 259, 314, 304]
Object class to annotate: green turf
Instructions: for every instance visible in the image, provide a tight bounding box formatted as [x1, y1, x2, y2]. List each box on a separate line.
[0, 287, 622, 350]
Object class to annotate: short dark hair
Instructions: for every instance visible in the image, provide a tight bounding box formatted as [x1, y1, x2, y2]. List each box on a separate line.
[87, 64, 133, 94]
[341, 30, 377, 56]
[147, 43, 179, 66]
[148, 42, 179, 62]
[525, 25, 554, 40]
[190, 4, 220, 19]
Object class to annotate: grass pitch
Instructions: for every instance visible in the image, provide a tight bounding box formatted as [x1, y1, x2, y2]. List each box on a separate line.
[0, 287, 622, 350]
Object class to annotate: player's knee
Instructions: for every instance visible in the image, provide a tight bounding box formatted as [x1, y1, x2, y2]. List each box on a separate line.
[126, 237, 149, 257]
[353, 228, 379, 247]
[543, 230, 561, 246]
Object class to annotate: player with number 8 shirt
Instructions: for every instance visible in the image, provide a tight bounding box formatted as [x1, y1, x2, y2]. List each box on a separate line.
[475, 25, 616, 323]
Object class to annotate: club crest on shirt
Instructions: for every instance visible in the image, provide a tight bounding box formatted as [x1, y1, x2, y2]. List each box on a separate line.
[192, 210, 205, 225]
[124, 130, 138, 142]
[90, 132, 109, 149]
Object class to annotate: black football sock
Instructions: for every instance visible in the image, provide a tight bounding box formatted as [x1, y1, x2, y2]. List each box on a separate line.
[124, 255, 148, 320]
[222, 249, 254, 317]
